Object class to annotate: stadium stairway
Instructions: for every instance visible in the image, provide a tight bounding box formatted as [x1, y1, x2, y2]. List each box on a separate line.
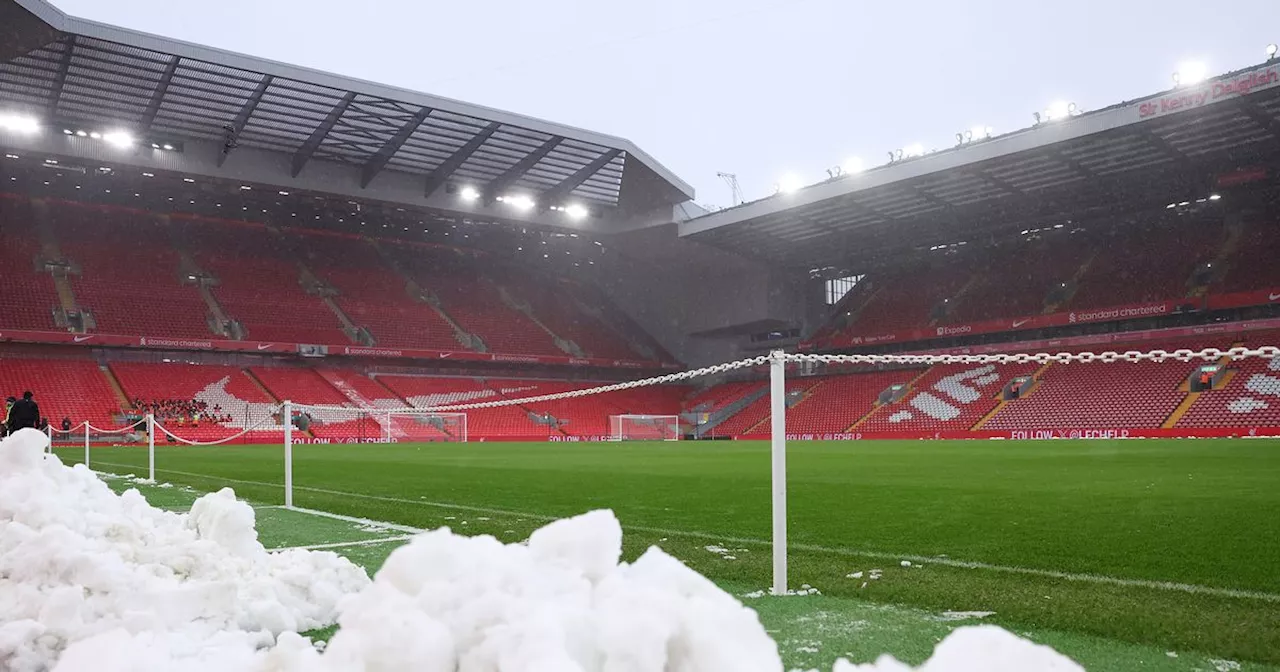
[849, 367, 933, 431]
[973, 361, 1053, 429]
[857, 361, 1043, 433]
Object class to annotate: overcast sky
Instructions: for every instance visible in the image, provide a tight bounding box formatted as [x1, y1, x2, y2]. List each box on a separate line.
[50, 0, 1279, 207]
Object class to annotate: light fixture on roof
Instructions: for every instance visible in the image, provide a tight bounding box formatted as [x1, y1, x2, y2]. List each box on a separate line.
[1172, 61, 1209, 87]
[499, 194, 535, 212]
[776, 173, 803, 194]
[1209, 193, 1222, 201]
[1035, 101, 1078, 125]
[563, 203, 589, 221]
[279, 190, 289, 195]
[903, 144, 925, 158]
[458, 185, 480, 202]
[841, 157, 864, 175]
[0, 113, 40, 135]
[1269, 44, 1279, 60]
[957, 126, 993, 145]
[183, 177, 195, 183]
[102, 131, 134, 149]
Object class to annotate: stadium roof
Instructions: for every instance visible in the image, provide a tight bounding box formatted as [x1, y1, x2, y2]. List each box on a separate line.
[679, 60, 1280, 270]
[0, 0, 694, 216]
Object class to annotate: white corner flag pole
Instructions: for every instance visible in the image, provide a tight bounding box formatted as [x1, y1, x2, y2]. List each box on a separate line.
[147, 414, 156, 482]
[283, 400, 293, 508]
[769, 349, 788, 596]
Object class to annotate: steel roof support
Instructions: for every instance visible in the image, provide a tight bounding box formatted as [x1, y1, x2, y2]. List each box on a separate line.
[218, 74, 273, 167]
[140, 56, 180, 130]
[484, 136, 562, 200]
[291, 91, 355, 177]
[971, 169, 1024, 197]
[537, 148, 620, 208]
[360, 106, 431, 188]
[46, 34, 75, 116]
[422, 121, 499, 197]
[1239, 101, 1280, 139]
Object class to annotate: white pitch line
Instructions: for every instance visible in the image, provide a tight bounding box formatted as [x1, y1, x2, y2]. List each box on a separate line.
[89, 461, 1280, 603]
[285, 506, 425, 534]
[272, 535, 417, 552]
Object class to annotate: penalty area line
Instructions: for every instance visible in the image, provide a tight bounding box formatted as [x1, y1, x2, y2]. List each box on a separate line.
[272, 535, 417, 552]
[90, 461, 1280, 604]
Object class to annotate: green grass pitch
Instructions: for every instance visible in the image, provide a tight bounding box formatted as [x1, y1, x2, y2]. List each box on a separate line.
[61, 438, 1280, 670]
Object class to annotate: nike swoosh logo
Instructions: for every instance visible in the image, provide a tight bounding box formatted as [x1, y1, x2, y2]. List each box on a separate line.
[439, 353, 452, 359]
[1270, 293, 1280, 301]
[257, 344, 272, 350]
[73, 335, 92, 342]
[1011, 319, 1030, 328]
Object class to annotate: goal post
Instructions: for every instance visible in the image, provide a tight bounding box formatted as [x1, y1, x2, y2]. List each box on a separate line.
[609, 414, 681, 441]
[286, 403, 467, 444]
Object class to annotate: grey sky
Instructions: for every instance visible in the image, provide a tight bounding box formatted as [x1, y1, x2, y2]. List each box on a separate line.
[50, 0, 1279, 207]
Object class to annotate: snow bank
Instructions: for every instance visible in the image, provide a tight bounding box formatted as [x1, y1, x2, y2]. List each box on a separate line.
[0, 429, 368, 672]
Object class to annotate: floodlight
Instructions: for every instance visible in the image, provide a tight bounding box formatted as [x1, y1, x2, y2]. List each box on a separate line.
[903, 143, 925, 158]
[504, 194, 536, 211]
[459, 185, 480, 202]
[102, 131, 135, 148]
[564, 203, 589, 220]
[1268, 44, 1278, 59]
[842, 157, 864, 174]
[1209, 193, 1222, 201]
[1172, 61, 1208, 87]
[0, 113, 39, 135]
[971, 125, 992, 140]
[777, 173, 803, 194]
[1045, 101, 1071, 121]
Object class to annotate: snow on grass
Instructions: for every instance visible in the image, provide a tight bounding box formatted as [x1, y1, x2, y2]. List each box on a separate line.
[21, 430, 1089, 670]
[826, 625, 1083, 671]
[935, 611, 996, 621]
[0, 429, 368, 671]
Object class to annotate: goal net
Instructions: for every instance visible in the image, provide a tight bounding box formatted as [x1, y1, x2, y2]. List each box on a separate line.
[610, 414, 681, 441]
[289, 404, 467, 444]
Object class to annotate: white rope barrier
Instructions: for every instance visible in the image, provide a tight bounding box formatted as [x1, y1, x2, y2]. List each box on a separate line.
[153, 410, 282, 447]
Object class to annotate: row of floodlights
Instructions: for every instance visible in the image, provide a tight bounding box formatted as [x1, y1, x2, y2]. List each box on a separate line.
[0, 113, 183, 152]
[458, 185, 590, 220]
[775, 44, 1280, 197]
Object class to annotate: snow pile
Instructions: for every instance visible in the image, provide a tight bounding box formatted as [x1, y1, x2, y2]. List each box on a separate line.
[276, 509, 784, 671]
[0, 429, 368, 671]
[830, 625, 1084, 671]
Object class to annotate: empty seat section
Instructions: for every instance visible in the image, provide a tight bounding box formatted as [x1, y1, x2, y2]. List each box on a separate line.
[503, 272, 638, 360]
[0, 356, 119, 428]
[950, 238, 1087, 323]
[301, 235, 458, 350]
[250, 367, 346, 405]
[1070, 220, 1222, 309]
[185, 222, 346, 344]
[569, 282, 674, 363]
[846, 261, 972, 336]
[683, 381, 762, 415]
[0, 197, 60, 331]
[716, 380, 820, 436]
[980, 340, 1219, 430]
[393, 248, 563, 356]
[50, 204, 212, 338]
[859, 362, 1040, 432]
[788, 370, 921, 433]
[486, 378, 684, 437]
[1218, 219, 1280, 293]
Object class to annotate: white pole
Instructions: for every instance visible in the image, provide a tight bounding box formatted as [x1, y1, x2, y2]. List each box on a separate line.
[769, 349, 788, 596]
[283, 401, 293, 508]
[45, 424, 52, 453]
[83, 422, 90, 468]
[147, 414, 155, 482]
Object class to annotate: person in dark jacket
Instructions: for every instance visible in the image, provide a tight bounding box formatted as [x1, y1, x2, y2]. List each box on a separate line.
[6, 391, 40, 434]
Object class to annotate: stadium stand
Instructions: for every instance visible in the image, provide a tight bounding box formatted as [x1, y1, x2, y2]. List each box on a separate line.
[786, 370, 920, 434]
[858, 362, 1042, 432]
[1068, 219, 1223, 308]
[390, 247, 565, 357]
[0, 197, 60, 332]
[502, 272, 639, 360]
[50, 204, 214, 338]
[842, 260, 972, 335]
[714, 379, 822, 436]
[0, 356, 120, 428]
[249, 367, 347, 406]
[182, 220, 348, 345]
[1218, 219, 1280, 293]
[298, 234, 461, 351]
[947, 237, 1086, 323]
[980, 339, 1222, 430]
[109, 361, 279, 440]
[379, 375, 541, 437]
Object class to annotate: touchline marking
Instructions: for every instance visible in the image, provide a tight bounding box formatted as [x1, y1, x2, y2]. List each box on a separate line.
[273, 535, 417, 552]
[89, 462, 1280, 603]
